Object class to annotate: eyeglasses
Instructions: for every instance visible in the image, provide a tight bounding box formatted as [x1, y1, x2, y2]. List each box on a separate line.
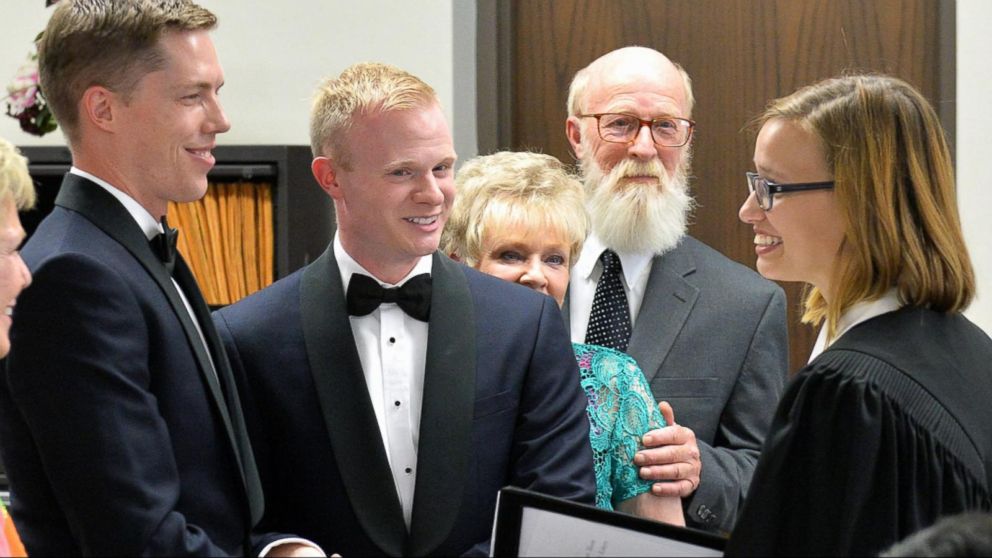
[745, 172, 834, 210]
[578, 113, 695, 147]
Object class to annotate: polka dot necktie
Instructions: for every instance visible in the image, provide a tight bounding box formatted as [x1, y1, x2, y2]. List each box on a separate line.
[585, 249, 632, 352]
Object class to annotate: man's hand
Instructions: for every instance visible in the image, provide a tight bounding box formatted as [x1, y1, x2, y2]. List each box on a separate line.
[634, 401, 702, 498]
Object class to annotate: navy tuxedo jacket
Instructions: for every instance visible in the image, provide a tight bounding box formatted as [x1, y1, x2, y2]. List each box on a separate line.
[214, 247, 596, 556]
[0, 174, 271, 555]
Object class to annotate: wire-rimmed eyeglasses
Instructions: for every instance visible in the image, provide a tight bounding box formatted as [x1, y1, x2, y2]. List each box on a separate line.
[578, 113, 695, 147]
[745, 171, 834, 210]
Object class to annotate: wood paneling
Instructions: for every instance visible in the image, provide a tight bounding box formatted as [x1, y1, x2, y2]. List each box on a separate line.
[500, 0, 953, 373]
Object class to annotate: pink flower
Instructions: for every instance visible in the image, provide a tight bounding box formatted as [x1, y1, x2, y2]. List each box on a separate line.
[5, 1, 61, 137]
[6, 59, 41, 117]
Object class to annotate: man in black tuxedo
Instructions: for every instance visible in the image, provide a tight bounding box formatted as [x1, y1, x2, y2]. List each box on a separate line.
[0, 1, 318, 555]
[214, 62, 597, 556]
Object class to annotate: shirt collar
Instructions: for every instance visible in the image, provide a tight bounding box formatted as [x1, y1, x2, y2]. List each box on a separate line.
[334, 233, 433, 292]
[808, 288, 903, 362]
[70, 167, 162, 241]
[574, 232, 654, 285]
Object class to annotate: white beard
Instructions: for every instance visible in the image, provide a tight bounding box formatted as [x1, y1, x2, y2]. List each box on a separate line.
[580, 148, 694, 255]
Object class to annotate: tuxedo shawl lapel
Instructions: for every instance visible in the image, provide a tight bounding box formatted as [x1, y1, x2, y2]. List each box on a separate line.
[626, 242, 699, 383]
[561, 292, 573, 337]
[299, 247, 406, 556]
[407, 253, 476, 556]
[53, 175, 252, 498]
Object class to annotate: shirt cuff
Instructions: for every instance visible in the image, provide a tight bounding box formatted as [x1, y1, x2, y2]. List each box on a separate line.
[258, 537, 325, 557]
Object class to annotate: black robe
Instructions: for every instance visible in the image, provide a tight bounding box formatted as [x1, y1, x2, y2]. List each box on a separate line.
[726, 306, 992, 557]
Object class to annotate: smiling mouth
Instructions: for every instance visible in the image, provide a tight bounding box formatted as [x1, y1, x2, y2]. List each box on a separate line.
[405, 216, 439, 225]
[754, 234, 782, 246]
[4, 307, 12, 317]
[186, 148, 213, 159]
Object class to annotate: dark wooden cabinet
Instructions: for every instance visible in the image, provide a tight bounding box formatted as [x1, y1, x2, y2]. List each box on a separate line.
[18, 145, 333, 281]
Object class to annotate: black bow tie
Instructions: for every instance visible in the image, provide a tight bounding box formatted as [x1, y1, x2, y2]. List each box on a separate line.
[346, 273, 432, 322]
[149, 216, 179, 275]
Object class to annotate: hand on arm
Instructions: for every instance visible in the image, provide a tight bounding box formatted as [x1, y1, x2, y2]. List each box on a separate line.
[634, 401, 702, 498]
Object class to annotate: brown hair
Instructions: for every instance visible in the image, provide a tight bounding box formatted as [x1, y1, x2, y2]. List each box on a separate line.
[38, 0, 217, 145]
[757, 74, 974, 338]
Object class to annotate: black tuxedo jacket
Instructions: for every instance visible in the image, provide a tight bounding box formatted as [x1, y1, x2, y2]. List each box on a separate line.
[214, 247, 596, 556]
[0, 174, 271, 555]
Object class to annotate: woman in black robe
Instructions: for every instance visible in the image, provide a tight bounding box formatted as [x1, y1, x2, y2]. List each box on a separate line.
[726, 75, 992, 556]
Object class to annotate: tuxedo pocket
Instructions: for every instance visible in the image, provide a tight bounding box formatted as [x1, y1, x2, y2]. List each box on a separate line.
[652, 377, 720, 398]
[473, 390, 517, 419]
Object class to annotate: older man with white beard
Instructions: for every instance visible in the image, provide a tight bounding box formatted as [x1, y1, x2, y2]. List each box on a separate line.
[562, 46, 788, 534]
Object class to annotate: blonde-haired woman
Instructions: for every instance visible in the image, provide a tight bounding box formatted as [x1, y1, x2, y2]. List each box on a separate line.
[0, 137, 36, 557]
[727, 75, 992, 556]
[442, 151, 684, 525]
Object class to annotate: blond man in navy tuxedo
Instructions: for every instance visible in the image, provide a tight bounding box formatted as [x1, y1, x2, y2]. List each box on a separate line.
[214, 62, 596, 557]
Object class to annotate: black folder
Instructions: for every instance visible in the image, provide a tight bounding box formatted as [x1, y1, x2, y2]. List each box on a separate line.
[491, 486, 726, 557]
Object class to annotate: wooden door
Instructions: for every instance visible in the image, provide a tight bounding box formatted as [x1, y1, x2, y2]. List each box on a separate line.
[493, 0, 954, 374]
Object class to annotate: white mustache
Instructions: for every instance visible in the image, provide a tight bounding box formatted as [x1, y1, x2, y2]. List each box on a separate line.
[613, 160, 665, 182]
[580, 145, 694, 255]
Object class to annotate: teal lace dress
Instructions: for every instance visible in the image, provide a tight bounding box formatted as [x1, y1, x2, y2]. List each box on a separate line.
[573, 342, 667, 510]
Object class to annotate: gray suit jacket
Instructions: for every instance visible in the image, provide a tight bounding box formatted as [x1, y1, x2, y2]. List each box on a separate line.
[565, 235, 788, 533]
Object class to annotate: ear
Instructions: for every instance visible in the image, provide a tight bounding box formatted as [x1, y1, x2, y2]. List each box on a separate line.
[311, 156, 344, 201]
[80, 85, 117, 133]
[565, 116, 586, 160]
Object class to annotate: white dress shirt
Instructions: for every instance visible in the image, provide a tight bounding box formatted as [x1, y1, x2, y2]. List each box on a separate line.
[568, 233, 656, 344]
[334, 234, 430, 530]
[807, 288, 903, 363]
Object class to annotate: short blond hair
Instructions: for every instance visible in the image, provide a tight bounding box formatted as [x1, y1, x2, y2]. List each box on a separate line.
[39, 0, 217, 146]
[756, 74, 974, 339]
[310, 62, 439, 168]
[441, 151, 588, 267]
[0, 138, 36, 212]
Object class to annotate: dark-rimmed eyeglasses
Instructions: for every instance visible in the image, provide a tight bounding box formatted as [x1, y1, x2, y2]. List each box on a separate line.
[745, 171, 834, 210]
[578, 113, 695, 147]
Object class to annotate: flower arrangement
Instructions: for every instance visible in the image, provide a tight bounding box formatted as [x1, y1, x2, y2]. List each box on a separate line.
[4, 1, 61, 137]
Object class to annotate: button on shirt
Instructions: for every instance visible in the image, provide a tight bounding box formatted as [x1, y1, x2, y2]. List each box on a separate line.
[569, 233, 654, 344]
[334, 234, 429, 530]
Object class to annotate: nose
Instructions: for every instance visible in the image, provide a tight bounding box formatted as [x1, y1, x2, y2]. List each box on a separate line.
[413, 173, 445, 205]
[739, 190, 764, 224]
[518, 258, 548, 294]
[207, 95, 231, 134]
[626, 124, 657, 160]
[14, 253, 31, 292]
